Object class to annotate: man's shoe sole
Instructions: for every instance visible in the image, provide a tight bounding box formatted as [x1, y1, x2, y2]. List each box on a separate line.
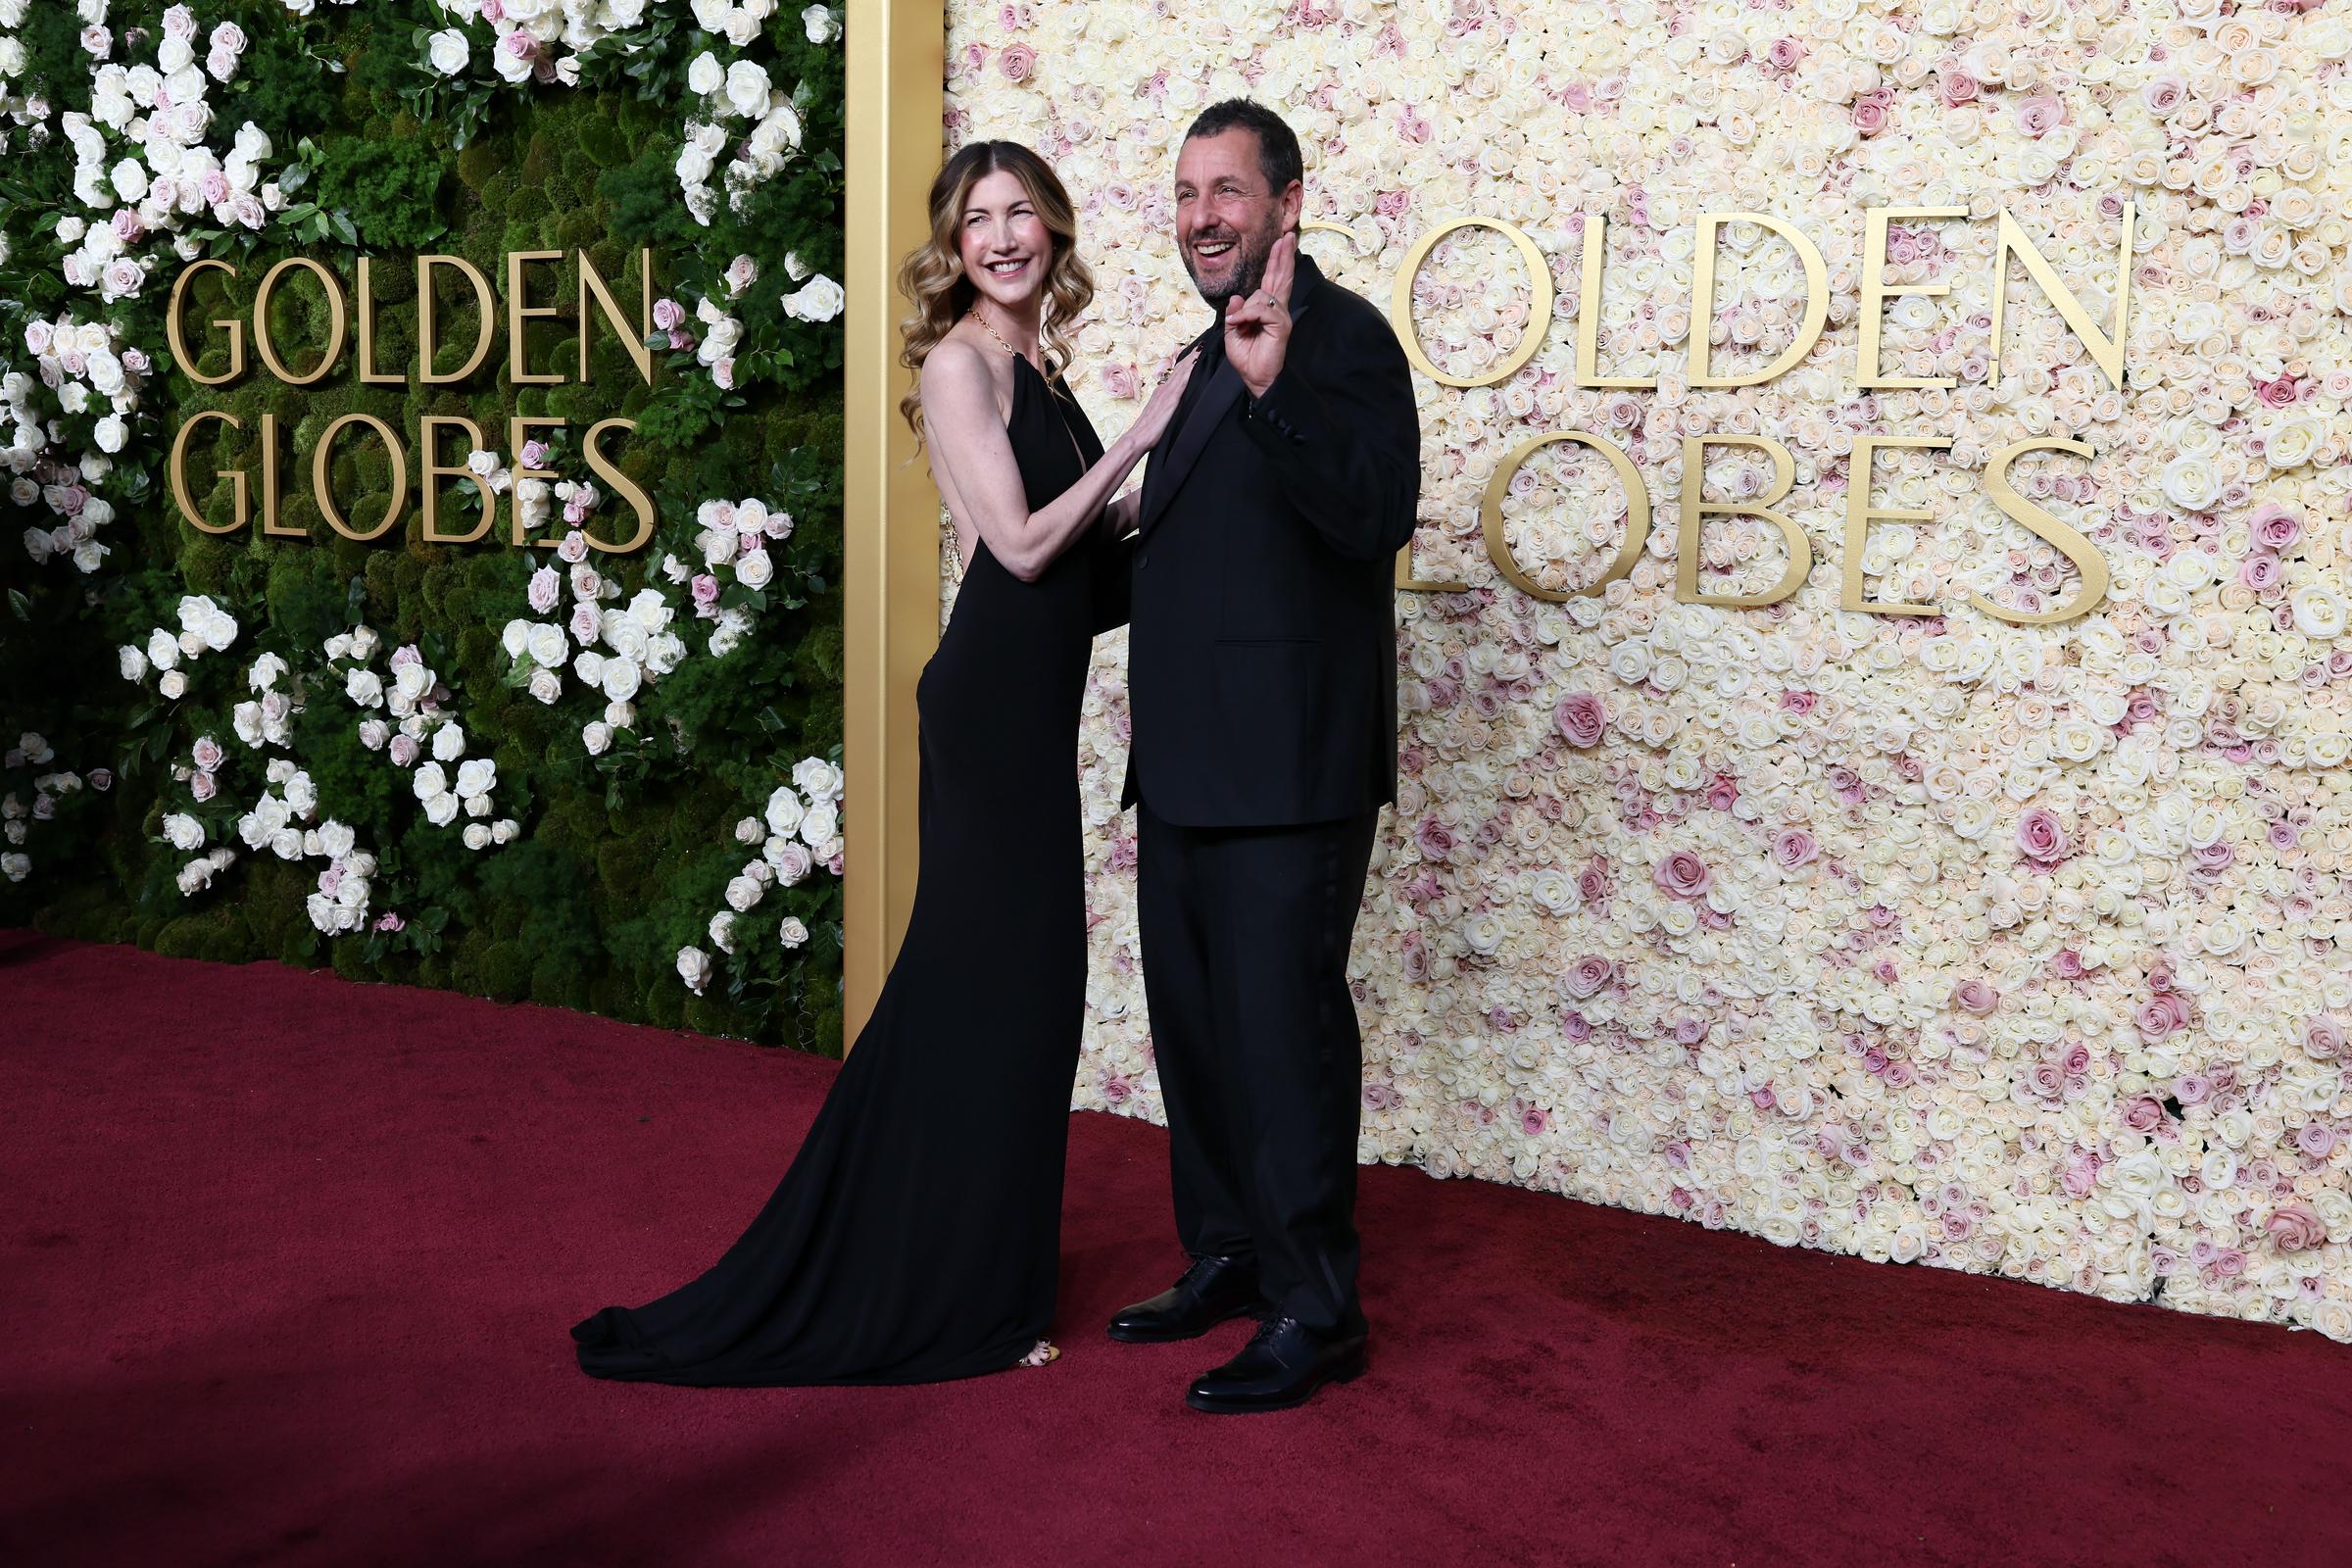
[1182, 1345, 1368, 1413]
[1104, 1299, 1259, 1345]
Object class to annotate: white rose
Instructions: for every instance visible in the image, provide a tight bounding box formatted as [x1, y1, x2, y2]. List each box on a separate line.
[431, 723, 466, 762]
[676, 945, 711, 994]
[582, 721, 612, 756]
[778, 915, 809, 948]
[527, 668, 563, 705]
[119, 645, 148, 681]
[413, 761, 449, 803]
[162, 812, 204, 852]
[455, 759, 496, 800]
[764, 786, 806, 838]
[526, 623, 568, 668]
[735, 547, 773, 589]
[2292, 587, 2347, 640]
[686, 50, 723, 96]
[159, 670, 188, 700]
[426, 27, 469, 77]
[423, 791, 462, 827]
[600, 658, 643, 703]
[463, 822, 492, 851]
[780, 274, 846, 323]
[346, 668, 383, 708]
[723, 60, 771, 119]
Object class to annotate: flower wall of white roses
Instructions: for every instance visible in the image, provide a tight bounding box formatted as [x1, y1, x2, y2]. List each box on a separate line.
[2, 1, 851, 1047]
[946, 0, 2352, 1340]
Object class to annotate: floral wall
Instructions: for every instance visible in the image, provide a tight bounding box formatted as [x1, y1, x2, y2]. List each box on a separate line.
[946, 0, 2352, 1341]
[2, 0, 854, 1048]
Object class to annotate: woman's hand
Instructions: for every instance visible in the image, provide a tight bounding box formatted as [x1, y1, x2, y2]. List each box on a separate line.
[1126, 348, 1201, 452]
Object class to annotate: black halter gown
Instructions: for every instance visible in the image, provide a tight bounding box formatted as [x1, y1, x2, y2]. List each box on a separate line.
[572, 350, 1112, 1385]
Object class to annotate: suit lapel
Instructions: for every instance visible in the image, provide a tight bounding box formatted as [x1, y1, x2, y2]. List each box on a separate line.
[1138, 321, 1224, 530]
[1138, 255, 1327, 536]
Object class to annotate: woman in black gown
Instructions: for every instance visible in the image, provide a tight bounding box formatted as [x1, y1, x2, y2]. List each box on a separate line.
[571, 142, 1196, 1385]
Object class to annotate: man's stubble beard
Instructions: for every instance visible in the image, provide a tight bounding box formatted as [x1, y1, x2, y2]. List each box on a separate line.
[1183, 212, 1281, 307]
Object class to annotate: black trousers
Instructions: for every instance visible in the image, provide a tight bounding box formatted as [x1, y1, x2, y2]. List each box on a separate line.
[1136, 801, 1380, 1337]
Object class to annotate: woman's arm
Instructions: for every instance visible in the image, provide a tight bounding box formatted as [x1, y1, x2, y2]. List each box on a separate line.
[923, 342, 1175, 582]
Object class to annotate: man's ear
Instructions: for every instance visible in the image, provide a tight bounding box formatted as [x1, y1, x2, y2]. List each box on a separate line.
[1278, 180, 1303, 233]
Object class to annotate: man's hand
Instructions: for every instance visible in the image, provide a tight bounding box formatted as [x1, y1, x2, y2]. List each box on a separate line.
[1222, 231, 1297, 401]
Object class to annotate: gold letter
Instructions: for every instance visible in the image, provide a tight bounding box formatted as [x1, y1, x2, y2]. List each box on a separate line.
[1990, 203, 2134, 391]
[577, 248, 655, 386]
[582, 418, 656, 554]
[251, 258, 349, 386]
[167, 261, 243, 387]
[416, 255, 497, 384]
[354, 257, 404, 386]
[1575, 214, 1651, 390]
[169, 411, 246, 533]
[313, 413, 410, 542]
[1390, 217, 1554, 389]
[1840, 434, 1953, 616]
[261, 411, 302, 537]
[508, 249, 564, 387]
[1688, 214, 1829, 388]
[1858, 206, 1965, 390]
[1480, 431, 1650, 602]
[1971, 437, 2110, 625]
[508, 416, 566, 547]
[420, 416, 495, 545]
[1676, 435, 1807, 607]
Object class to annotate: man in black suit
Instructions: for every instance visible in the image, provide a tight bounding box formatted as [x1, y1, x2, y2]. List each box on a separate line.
[1105, 99, 1420, 1413]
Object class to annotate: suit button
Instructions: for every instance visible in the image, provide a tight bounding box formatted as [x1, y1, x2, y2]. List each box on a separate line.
[1136, 554, 1150, 569]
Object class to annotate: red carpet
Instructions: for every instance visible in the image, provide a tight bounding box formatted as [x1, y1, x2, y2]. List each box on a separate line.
[5, 933, 2349, 1567]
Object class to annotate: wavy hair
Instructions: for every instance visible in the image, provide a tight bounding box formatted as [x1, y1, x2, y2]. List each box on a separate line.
[897, 141, 1094, 444]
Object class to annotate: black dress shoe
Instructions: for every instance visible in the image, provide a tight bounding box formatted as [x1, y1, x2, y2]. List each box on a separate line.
[1106, 1255, 1261, 1344]
[1185, 1315, 1367, 1413]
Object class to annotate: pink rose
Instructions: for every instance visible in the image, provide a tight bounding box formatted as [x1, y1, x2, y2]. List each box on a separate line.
[388, 733, 420, 767]
[2302, 1018, 2346, 1060]
[2268, 1204, 2326, 1253]
[1101, 363, 1139, 401]
[2252, 506, 2303, 549]
[2123, 1097, 2166, 1134]
[1771, 829, 1819, 870]
[1765, 37, 1804, 72]
[2015, 96, 2065, 137]
[1852, 96, 1888, 136]
[1563, 956, 1611, 1000]
[1950, 979, 1999, 1016]
[1939, 70, 1980, 107]
[1414, 816, 1454, 858]
[526, 565, 560, 615]
[89, 768, 113, 791]
[691, 573, 721, 610]
[374, 911, 405, 933]
[999, 43, 1035, 81]
[2015, 808, 2070, 864]
[2296, 1123, 2336, 1159]
[1653, 851, 1711, 900]
[191, 736, 224, 772]
[653, 298, 684, 331]
[1554, 692, 1606, 747]
[190, 770, 217, 803]
[2141, 76, 2185, 116]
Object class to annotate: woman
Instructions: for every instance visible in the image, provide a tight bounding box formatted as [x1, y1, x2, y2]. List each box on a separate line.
[570, 142, 1195, 1384]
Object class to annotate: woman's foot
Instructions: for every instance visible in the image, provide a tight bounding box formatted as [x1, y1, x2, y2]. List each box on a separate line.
[1017, 1338, 1059, 1368]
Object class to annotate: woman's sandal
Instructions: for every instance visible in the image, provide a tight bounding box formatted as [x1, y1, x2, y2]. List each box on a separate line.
[1016, 1339, 1059, 1368]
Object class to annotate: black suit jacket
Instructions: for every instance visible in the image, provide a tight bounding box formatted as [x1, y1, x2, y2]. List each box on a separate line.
[1117, 252, 1421, 827]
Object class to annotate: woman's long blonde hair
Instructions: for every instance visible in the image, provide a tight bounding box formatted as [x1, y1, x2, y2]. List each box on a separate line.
[897, 141, 1094, 444]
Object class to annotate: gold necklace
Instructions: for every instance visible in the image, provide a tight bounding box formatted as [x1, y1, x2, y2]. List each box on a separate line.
[967, 305, 1031, 365]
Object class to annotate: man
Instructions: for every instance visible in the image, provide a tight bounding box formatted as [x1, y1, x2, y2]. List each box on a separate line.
[1108, 98, 1420, 1413]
